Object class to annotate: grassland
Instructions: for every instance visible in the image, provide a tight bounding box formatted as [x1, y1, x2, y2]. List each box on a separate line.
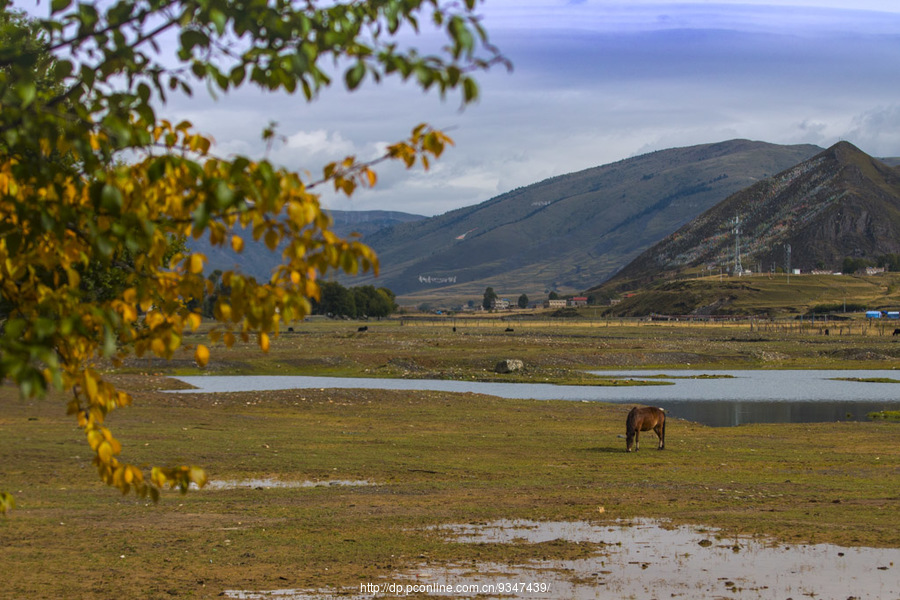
[604, 272, 900, 317]
[1, 319, 899, 598]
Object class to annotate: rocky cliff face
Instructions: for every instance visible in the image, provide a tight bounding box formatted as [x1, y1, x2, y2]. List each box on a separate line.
[600, 142, 900, 292]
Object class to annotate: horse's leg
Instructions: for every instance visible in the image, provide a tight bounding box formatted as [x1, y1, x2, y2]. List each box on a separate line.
[634, 429, 640, 451]
[654, 423, 664, 449]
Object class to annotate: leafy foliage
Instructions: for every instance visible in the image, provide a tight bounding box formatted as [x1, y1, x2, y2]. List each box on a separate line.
[482, 286, 497, 311]
[313, 282, 396, 319]
[0, 0, 504, 506]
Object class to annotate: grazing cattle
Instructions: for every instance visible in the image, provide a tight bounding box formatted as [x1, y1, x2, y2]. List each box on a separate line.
[358, 326, 368, 332]
[893, 328, 900, 336]
[625, 406, 666, 452]
[505, 327, 514, 332]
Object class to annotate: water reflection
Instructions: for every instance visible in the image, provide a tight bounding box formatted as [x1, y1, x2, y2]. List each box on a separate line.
[174, 370, 900, 427]
[648, 398, 897, 427]
[223, 519, 900, 600]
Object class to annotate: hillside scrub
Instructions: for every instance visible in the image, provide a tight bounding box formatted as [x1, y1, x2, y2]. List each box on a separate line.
[600, 273, 900, 318]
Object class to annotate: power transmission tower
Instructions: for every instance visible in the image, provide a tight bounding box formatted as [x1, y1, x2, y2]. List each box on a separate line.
[732, 216, 744, 276]
[785, 243, 792, 283]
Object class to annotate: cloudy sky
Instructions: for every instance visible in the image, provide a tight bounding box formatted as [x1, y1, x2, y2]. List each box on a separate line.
[25, 0, 900, 216]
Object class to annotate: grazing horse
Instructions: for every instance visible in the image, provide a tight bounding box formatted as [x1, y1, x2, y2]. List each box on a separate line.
[626, 406, 666, 452]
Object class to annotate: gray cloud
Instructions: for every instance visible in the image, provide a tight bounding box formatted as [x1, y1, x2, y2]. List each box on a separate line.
[156, 2, 900, 216]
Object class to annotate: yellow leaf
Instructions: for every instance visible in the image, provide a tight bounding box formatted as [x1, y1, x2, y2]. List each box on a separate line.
[187, 313, 202, 331]
[83, 370, 99, 401]
[195, 344, 210, 367]
[190, 467, 207, 488]
[151, 467, 167, 488]
[231, 234, 244, 253]
[217, 303, 232, 321]
[127, 466, 144, 484]
[189, 254, 205, 274]
[97, 440, 113, 464]
[153, 337, 172, 357]
[121, 303, 138, 323]
[259, 332, 270, 353]
[87, 429, 103, 450]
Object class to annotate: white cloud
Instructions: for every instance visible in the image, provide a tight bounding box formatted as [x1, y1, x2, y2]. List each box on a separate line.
[845, 106, 900, 158]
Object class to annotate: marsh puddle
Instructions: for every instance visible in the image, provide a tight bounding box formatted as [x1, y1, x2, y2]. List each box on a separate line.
[223, 518, 899, 599]
[203, 479, 373, 490]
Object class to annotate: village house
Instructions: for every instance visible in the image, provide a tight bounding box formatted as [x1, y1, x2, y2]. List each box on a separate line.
[543, 299, 567, 309]
[568, 296, 588, 307]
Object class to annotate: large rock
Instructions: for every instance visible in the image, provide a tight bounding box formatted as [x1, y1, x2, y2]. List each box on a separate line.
[494, 359, 524, 374]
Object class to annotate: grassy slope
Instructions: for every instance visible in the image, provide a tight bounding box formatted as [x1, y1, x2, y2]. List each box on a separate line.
[2, 322, 899, 598]
[604, 272, 900, 317]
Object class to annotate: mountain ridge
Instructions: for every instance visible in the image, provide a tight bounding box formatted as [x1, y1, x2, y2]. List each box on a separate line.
[594, 141, 900, 309]
[192, 209, 426, 279]
[350, 139, 824, 303]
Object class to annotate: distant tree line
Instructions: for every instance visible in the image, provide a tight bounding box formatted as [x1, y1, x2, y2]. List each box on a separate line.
[313, 282, 397, 319]
[842, 254, 900, 274]
[808, 302, 868, 315]
[194, 275, 396, 320]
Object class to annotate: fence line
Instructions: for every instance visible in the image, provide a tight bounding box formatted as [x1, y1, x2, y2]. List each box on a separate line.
[397, 315, 900, 336]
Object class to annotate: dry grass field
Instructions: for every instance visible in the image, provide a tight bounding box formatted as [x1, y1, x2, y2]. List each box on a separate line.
[1, 319, 898, 598]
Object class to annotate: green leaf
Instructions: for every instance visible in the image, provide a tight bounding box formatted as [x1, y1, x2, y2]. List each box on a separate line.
[345, 62, 365, 90]
[210, 9, 227, 35]
[192, 202, 210, 232]
[230, 64, 246, 86]
[50, 0, 72, 13]
[214, 180, 235, 208]
[16, 82, 36, 107]
[34, 318, 57, 339]
[100, 184, 123, 214]
[180, 29, 210, 52]
[462, 76, 479, 103]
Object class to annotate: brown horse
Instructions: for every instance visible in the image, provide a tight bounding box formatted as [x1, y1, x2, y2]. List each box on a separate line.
[625, 406, 666, 452]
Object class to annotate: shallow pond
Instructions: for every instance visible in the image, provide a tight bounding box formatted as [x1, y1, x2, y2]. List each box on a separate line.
[174, 370, 900, 427]
[223, 518, 900, 599]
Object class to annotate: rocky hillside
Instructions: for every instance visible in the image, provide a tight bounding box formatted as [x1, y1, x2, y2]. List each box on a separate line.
[596, 142, 900, 297]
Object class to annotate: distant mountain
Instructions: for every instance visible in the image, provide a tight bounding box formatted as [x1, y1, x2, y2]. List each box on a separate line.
[328, 209, 427, 239]
[595, 142, 900, 297]
[348, 140, 822, 302]
[191, 209, 426, 280]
